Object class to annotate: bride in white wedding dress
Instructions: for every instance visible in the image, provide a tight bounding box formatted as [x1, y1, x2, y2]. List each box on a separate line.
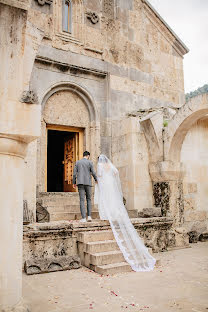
[94, 154, 156, 272]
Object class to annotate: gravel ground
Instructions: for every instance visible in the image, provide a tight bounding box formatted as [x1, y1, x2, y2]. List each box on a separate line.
[23, 241, 208, 312]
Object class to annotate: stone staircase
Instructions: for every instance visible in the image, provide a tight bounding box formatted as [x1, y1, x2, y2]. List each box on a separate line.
[77, 230, 155, 275]
[37, 192, 139, 221]
[37, 192, 99, 221]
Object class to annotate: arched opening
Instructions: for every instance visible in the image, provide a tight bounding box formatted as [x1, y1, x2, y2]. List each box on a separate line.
[165, 94, 208, 162]
[168, 109, 208, 162]
[37, 83, 99, 194]
[44, 89, 89, 192]
[165, 94, 208, 230]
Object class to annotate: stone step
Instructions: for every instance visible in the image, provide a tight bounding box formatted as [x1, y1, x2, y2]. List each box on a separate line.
[39, 192, 79, 199]
[39, 194, 80, 207]
[41, 198, 79, 207]
[50, 211, 100, 221]
[85, 240, 119, 253]
[64, 204, 98, 212]
[47, 205, 81, 213]
[79, 242, 153, 256]
[127, 210, 138, 218]
[90, 250, 125, 266]
[47, 205, 98, 214]
[77, 230, 114, 243]
[92, 262, 132, 275]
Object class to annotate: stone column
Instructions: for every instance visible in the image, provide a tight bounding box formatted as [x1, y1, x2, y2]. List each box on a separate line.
[0, 1, 44, 310]
[0, 136, 28, 311]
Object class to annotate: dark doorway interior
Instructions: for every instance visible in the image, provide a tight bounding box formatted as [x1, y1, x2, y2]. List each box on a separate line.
[47, 129, 75, 192]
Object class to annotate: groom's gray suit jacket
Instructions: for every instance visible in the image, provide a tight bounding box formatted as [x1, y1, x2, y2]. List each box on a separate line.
[73, 158, 97, 186]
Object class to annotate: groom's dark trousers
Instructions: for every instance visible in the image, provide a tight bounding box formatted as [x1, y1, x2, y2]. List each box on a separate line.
[73, 157, 97, 219]
[78, 185, 91, 218]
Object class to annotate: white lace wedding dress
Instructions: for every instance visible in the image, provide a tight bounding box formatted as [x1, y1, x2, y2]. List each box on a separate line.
[94, 155, 156, 272]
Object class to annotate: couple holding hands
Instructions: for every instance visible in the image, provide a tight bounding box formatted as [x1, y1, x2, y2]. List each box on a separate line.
[73, 151, 156, 272]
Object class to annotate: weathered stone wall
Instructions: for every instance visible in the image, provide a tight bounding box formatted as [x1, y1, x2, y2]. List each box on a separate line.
[23, 221, 80, 274]
[23, 218, 189, 274]
[112, 117, 153, 212]
[27, 0, 186, 115]
[181, 118, 208, 237]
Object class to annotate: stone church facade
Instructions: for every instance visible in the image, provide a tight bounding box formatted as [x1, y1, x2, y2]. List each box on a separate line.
[1, 0, 208, 310]
[24, 0, 189, 222]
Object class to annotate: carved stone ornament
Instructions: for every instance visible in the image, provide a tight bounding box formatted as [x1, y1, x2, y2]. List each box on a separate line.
[102, 0, 114, 19]
[20, 90, 38, 104]
[24, 256, 81, 274]
[86, 11, 99, 24]
[35, 0, 53, 5]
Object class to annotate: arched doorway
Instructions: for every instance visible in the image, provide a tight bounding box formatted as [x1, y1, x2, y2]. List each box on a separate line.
[36, 83, 100, 221]
[37, 83, 100, 194]
[43, 89, 89, 192]
[42, 89, 90, 192]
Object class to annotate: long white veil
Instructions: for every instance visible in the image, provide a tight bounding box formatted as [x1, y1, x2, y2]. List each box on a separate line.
[94, 155, 156, 272]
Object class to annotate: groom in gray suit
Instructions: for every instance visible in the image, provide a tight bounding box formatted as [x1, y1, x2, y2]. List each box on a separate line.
[73, 151, 98, 222]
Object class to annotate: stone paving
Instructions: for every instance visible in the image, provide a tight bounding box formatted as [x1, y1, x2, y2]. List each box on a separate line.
[23, 242, 208, 312]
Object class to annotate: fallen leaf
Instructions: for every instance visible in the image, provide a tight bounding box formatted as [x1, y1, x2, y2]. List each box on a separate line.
[110, 290, 118, 296]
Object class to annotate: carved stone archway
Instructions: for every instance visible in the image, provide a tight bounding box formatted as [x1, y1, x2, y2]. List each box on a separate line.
[141, 94, 208, 227]
[37, 82, 100, 193]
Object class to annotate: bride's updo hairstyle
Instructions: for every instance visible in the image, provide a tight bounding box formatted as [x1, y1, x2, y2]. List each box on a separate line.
[98, 154, 108, 163]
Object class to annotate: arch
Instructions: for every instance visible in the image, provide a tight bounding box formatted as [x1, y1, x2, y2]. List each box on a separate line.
[41, 82, 99, 123]
[165, 93, 208, 161]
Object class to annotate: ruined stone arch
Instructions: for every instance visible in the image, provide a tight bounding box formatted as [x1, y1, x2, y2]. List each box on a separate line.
[140, 117, 162, 162]
[164, 93, 208, 162]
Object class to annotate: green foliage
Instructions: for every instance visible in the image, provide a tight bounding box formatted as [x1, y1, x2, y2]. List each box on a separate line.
[186, 84, 208, 102]
[163, 120, 168, 127]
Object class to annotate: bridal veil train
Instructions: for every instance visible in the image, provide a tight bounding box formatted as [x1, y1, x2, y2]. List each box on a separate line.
[94, 154, 156, 272]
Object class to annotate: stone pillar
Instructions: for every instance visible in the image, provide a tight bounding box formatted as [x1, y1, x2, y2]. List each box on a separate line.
[0, 1, 44, 310]
[0, 136, 28, 311]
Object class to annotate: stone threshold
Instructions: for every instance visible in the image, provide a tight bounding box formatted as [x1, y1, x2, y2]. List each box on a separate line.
[38, 192, 79, 197]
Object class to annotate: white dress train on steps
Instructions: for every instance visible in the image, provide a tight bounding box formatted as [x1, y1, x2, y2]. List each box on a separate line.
[94, 154, 156, 272]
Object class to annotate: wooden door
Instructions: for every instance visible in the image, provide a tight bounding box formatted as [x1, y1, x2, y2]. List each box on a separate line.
[63, 133, 78, 192]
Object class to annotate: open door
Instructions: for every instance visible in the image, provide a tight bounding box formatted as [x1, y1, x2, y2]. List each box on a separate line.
[46, 125, 84, 192]
[63, 133, 79, 192]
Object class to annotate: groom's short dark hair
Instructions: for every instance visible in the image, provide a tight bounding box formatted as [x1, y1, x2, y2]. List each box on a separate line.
[83, 151, 90, 157]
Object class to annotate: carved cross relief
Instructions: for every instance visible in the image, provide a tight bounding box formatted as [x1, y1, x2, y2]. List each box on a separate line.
[102, 0, 115, 19]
